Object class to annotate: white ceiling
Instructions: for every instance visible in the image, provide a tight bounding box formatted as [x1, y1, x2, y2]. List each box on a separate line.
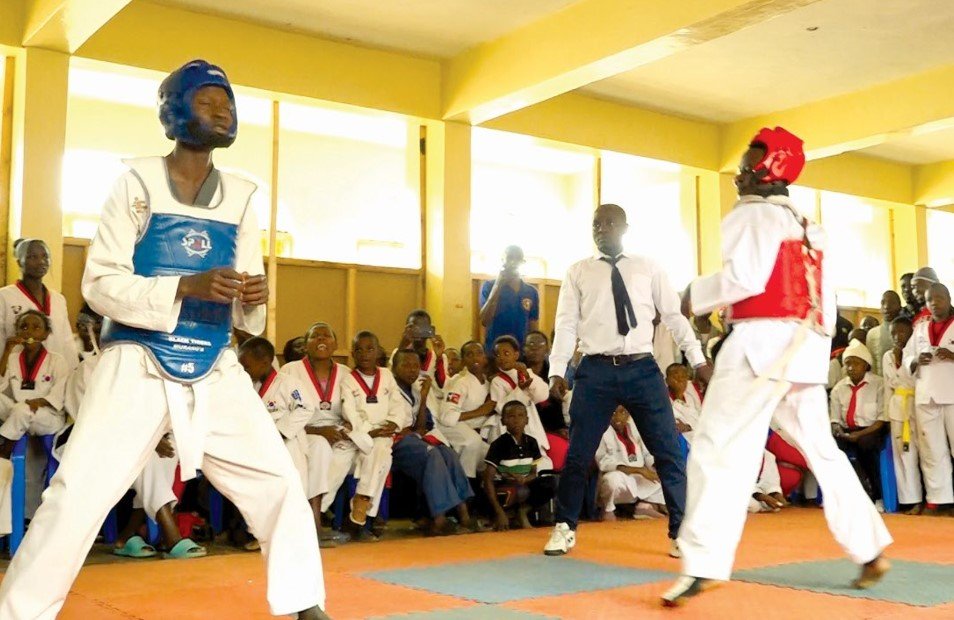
[861, 126, 954, 166]
[150, 0, 581, 58]
[580, 0, 954, 123]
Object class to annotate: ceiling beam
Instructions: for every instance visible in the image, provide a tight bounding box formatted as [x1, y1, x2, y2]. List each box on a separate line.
[915, 160, 954, 207]
[442, 0, 821, 125]
[798, 153, 913, 205]
[483, 92, 720, 170]
[0, 0, 25, 48]
[76, 1, 441, 120]
[722, 63, 954, 171]
[22, 0, 130, 53]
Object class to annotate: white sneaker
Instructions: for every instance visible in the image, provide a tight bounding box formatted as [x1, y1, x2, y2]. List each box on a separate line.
[669, 538, 682, 558]
[875, 500, 885, 513]
[543, 522, 576, 556]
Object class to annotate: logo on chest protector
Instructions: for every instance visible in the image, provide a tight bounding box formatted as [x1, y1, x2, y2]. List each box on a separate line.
[181, 230, 213, 258]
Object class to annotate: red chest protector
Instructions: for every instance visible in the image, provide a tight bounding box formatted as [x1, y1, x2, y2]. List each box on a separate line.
[729, 238, 824, 325]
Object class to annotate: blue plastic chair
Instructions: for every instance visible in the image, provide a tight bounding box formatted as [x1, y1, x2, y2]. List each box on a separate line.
[5, 434, 59, 556]
[102, 469, 224, 545]
[879, 434, 899, 513]
[678, 435, 690, 461]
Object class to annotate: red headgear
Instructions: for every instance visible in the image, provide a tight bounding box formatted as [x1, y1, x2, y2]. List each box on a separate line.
[749, 127, 805, 185]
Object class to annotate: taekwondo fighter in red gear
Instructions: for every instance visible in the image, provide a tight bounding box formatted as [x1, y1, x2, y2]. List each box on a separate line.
[662, 126, 892, 606]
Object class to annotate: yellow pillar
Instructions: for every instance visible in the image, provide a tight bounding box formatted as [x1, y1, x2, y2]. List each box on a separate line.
[424, 121, 472, 347]
[914, 204, 929, 269]
[694, 170, 736, 275]
[9, 48, 69, 288]
[890, 205, 920, 282]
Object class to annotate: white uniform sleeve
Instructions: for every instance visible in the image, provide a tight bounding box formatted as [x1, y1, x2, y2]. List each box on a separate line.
[902, 326, 921, 373]
[875, 378, 887, 422]
[81, 175, 183, 332]
[439, 375, 465, 427]
[386, 373, 408, 428]
[491, 378, 522, 414]
[340, 378, 370, 435]
[550, 264, 582, 380]
[595, 433, 618, 473]
[273, 377, 312, 440]
[231, 198, 266, 336]
[690, 206, 785, 316]
[43, 354, 70, 411]
[526, 371, 550, 405]
[653, 264, 705, 367]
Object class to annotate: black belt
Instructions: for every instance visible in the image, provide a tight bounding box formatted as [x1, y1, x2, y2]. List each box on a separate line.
[586, 352, 653, 366]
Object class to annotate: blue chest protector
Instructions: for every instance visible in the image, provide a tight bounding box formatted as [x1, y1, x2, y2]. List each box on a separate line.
[101, 213, 238, 382]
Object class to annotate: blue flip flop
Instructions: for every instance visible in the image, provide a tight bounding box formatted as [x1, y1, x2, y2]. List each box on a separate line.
[112, 535, 157, 558]
[164, 537, 207, 559]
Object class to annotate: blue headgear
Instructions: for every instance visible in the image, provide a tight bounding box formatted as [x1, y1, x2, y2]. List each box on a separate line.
[158, 60, 237, 148]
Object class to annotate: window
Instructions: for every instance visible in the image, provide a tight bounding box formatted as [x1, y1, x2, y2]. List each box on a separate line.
[276, 101, 420, 268]
[62, 59, 273, 239]
[787, 185, 819, 221]
[819, 191, 892, 308]
[470, 128, 596, 280]
[599, 150, 694, 288]
[928, 209, 954, 286]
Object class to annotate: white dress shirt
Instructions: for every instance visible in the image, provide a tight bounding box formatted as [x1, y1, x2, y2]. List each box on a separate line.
[550, 252, 704, 379]
[829, 372, 885, 428]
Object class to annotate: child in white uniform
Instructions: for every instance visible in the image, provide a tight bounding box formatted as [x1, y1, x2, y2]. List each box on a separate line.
[666, 364, 701, 443]
[902, 282, 954, 510]
[341, 331, 405, 530]
[882, 317, 922, 511]
[0, 240, 79, 370]
[438, 341, 493, 478]
[488, 336, 551, 470]
[0, 311, 68, 537]
[277, 323, 353, 546]
[596, 406, 666, 519]
[0, 311, 69, 457]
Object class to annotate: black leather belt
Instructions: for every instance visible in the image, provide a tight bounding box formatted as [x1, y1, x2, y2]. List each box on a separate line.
[587, 352, 653, 366]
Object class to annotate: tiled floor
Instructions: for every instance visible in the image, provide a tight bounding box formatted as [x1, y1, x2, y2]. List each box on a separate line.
[4, 508, 952, 619]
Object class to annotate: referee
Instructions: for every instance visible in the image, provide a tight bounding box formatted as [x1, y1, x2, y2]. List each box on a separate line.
[543, 204, 712, 559]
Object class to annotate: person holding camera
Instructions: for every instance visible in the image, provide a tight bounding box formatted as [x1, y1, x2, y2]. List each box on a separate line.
[479, 246, 540, 352]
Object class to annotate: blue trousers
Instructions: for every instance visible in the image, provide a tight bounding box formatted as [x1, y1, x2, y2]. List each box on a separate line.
[555, 356, 687, 538]
[392, 434, 474, 518]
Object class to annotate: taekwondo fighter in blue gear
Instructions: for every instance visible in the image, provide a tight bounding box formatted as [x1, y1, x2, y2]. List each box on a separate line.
[0, 60, 328, 620]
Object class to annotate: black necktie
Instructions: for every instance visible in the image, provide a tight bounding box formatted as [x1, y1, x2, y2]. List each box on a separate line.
[601, 255, 637, 336]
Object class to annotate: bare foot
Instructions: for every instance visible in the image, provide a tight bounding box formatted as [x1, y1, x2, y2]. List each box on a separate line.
[350, 495, 371, 526]
[518, 506, 532, 529]
[853, 555, 890, 589]
[297, 605, 331, 620]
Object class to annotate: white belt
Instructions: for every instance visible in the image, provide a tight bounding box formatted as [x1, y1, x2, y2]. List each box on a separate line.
[163, 381, 210, 481]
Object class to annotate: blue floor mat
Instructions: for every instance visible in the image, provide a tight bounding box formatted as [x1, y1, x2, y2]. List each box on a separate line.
[735, 559, 954, 607]
[363, 554, 673, 604]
